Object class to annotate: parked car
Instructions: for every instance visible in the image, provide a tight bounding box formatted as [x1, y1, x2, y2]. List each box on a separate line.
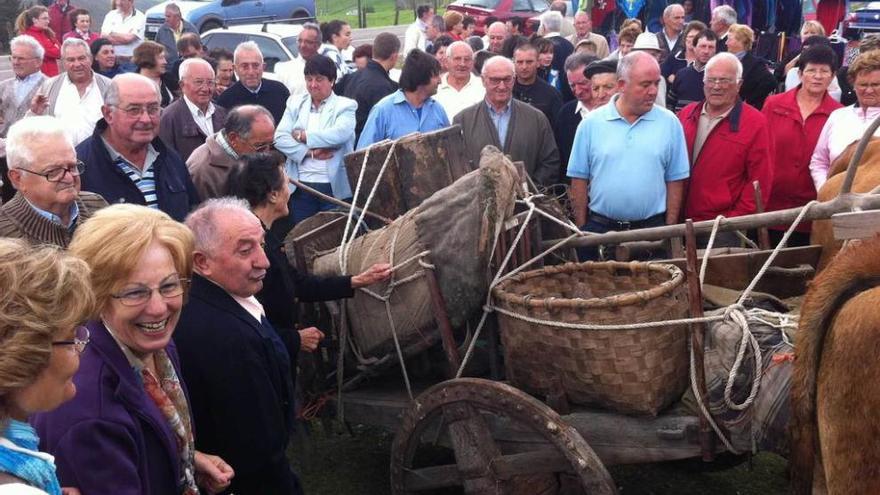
[843, 2, 880, 39]
[200, 22, 302, 73]
[144, 0, 315, 38]
[446, 0, 552, 35]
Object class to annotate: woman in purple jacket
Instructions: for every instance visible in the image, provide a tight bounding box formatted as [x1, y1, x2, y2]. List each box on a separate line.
[33, 205, 234, 495]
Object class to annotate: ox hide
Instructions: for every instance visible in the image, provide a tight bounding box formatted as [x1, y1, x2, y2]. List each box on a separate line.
[811, 138, 880, 270]
[789, 236, 880, 494]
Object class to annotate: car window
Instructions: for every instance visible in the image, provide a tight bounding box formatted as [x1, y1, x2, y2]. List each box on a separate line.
[281, 37, 301, 58]
[529, 0, 550, 11]
[511, 0, 532, 11]
[247, 34, 290, 71]
[202, 33, 248, 53]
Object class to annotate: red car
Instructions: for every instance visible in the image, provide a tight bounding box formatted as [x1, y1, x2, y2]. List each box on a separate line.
[446, 0, 551, 35]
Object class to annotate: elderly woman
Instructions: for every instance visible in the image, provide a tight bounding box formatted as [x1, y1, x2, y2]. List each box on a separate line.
[133, 40, 173, 107]
[62, 9, 99, 45]
[725, 24, 776, 109]
[763, 44, 843, 246]
[274, 54, 357, 236]
[0, 239, 94, 494]
[15, 6, 61, 77]
[0, 117, 107, 246]
[32, 205, 234, 495]
[782, 36, 842, 101]
[810, 50, 880, 191]
[319, 20, 354, 78]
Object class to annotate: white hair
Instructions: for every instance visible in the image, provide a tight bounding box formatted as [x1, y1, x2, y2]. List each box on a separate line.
[185, 197, 255, 255]
[540, 10, 563, 33]
[445, 40, 473, 58]
[233, 40, 263, 63]
[704, 52, 743, 80]
[61, 37, 91, 60]
[6, 117, 72, 170]
[164, 2, 181, 14]
[179, 57, 215, 80]
[712, 5, 737, 26]
[481, 55, 515, 76]
[663, 3, 684, 18]
[10, 35, 44, 61]
[617, 50, 659, 82]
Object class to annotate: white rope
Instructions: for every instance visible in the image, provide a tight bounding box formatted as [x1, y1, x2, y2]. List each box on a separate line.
[699, 215, 723, 286]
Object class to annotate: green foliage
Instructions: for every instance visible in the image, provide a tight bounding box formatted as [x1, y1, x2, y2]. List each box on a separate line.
[0, 1, 25, 53]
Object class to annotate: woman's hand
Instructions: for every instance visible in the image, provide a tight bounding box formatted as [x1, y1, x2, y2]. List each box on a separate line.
[61, 488, 81, 495]
[351, 263, 393, 288]
[194, 451, 234, 494]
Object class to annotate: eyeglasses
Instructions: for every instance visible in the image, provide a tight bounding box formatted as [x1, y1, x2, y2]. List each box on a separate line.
[187, 78, 216, 88]
[110, 275, 189, 307]
[18, 160, 85, 182]
[244, 139, 273, 152]
[52, 326, 90, 354]
[486, 76, 514, 86]
[704, 77, 737, 87]
[116, 104, 161, 118]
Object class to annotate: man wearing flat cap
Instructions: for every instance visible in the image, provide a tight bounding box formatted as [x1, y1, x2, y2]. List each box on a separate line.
[586, 59, 619, 109]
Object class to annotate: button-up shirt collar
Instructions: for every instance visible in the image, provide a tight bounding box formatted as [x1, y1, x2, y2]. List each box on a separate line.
[14, 72, 43, 107]
[24, 198, 79, 230]
[183, 95, 216, 136]
[485, 99, 512, 145]
[575, 100, 590, 120]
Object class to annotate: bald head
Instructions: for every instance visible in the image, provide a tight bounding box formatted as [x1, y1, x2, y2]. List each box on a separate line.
[487, 21, 508, 53]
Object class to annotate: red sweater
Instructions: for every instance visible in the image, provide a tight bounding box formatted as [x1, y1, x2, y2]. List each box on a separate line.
[678, 100, 774, 222]
[761, 88, 842, 231]
[26, 26, 61, 77]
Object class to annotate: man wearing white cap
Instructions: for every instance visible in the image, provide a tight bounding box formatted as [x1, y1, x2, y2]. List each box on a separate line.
[632, 32, 667, 108]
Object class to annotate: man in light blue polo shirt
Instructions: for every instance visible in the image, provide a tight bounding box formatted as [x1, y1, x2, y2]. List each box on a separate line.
[567, 51, 689, 259]
[356, 49, 449, 149]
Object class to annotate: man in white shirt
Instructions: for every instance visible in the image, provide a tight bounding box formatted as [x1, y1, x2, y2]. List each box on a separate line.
[403, 5, 433, 55]
[159, 58, 228, 161]
[434, 41, 485, 121]
[274, 23, 322, 95]
[101, 0, 146, 61]
[29, 38, 110, 146]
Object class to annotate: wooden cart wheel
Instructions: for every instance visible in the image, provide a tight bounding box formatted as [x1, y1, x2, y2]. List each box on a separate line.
[390, 378, 618, 494]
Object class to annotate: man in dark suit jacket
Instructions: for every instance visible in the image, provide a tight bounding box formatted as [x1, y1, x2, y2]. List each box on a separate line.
[216, 42, 290, 124]
[175, 199, 390, 495]
[338, 32, 401, 139]
[159, 58, 228, 162]
[554, 53, 597, 177]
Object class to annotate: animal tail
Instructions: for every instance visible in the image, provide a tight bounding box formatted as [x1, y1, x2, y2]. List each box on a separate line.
[789, 236, 880, 494]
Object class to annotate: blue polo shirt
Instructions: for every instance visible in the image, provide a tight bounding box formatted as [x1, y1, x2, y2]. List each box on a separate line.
[567, 95, 690, 221]
[356, 89, 450, 149]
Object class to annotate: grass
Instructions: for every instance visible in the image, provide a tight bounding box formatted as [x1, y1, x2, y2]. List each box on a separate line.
[316, 0, 450, 28]
[289, 422, 790, 494]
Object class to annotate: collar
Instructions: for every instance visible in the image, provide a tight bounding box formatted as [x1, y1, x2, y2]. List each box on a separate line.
[183, 95, 215, 118]
[485, 99, 511, 115]
[15, 71, 42, 84]
[575, 100, 589, 116]
[102, 319, 148, 371]
[697, 98, 742, 131]
[440, 72, 473, 89]
[245, 81, 263, 94]
[101, 136, 159, 170]
[392, 89, 432, 109]
[216, 130, 240, 159]
[23, 197, 79, 228]
[690, 60, 706, 72]
[416, 18, 428, 31]
[733, 50, 746, 60]
[311, 94, 331, 111]
[545, 31, 562, 38]
[605, 94, 656, 122]
[198, 273, 265, 322]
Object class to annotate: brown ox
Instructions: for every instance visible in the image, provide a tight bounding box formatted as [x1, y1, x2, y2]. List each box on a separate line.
[790, 236, 880, 494]
[811, 138, 880, 270]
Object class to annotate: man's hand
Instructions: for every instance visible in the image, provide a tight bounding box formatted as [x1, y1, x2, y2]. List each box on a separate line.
[194, 451, 234, 494]
[351, 263, 393, 288]
[30, 94, 48, 115]
[298, 327, 325, 352]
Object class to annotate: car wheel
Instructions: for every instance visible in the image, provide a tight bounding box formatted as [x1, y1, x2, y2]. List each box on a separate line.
[200, 20, 222, 33]
[290, 9, 311, 23]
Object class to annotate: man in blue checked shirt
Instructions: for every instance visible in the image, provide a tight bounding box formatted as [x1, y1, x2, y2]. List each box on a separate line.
[356, 49, 449, 150]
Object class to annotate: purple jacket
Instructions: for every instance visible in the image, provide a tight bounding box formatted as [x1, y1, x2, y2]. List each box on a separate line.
[32, 321, 186, 495]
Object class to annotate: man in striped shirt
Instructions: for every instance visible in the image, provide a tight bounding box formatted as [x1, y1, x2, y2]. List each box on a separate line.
[78, 73, 199, 221]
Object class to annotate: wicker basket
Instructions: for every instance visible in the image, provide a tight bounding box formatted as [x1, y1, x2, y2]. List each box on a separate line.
[492, 261, 690, 415]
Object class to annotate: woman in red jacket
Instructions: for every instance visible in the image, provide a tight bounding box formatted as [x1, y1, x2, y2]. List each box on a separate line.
[762, 44, 842, 246]
[16, 6, 62, 77]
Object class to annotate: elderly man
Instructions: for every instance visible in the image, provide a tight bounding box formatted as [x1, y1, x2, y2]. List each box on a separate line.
[710, 5, 737, 52]
[455, 56, 560, 186]
[217, 41, 290, 125]
[567, 12, 609, 59]
[404, 5, 434, 55]
[513, 43, 563, 127]
[0, 116, 106, 245]
[30, 38, 111, 146]
[0, 35, 47, 202]
[567, 51, 689, 258]
[175, 198, 390, 495]
[586, 59, 619, 108]
[155, 3, 197, 62]
[188, 105, 274, 199]
[100, 0, 145, 62]
[434, 41, 485, 120]
[669, 29, 717, 112]
[340, 32, 400, 137]
[678, 52, 772, 227]
[485, 21, 508, 53]
[357, 49, 448, 149]
[77, 73, 199, 221]
[555, 53, 598, 172]
[275, 22, 321, 95]
[656, 4, 686, 62]
[549, 1, 576, 37]
[159, 58, 228, 161]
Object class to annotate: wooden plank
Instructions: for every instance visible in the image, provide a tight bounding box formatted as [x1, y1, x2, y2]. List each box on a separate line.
[403, 450, 568, 491]
[444, 402, 504, 494]
[831, 210, 880, 240]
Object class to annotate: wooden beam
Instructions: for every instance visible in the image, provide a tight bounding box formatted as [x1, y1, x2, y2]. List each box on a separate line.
[831, 210, 880, 241]
[402, 450, 569, 491]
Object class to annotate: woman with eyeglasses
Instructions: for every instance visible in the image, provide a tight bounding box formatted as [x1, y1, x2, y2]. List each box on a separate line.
[33, 205, 234, 495]
[0, 239, 93, 494]
[762, 45, 843, 247]
[810, 50, 880, 191]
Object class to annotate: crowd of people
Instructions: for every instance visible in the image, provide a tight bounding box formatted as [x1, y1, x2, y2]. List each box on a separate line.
[0, 0, 878, 492]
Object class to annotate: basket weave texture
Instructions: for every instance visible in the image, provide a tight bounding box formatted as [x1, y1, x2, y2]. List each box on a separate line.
[493, 261, 690, 415]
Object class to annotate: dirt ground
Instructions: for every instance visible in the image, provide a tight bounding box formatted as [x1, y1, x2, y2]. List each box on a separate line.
[290, 422, 789, 494]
